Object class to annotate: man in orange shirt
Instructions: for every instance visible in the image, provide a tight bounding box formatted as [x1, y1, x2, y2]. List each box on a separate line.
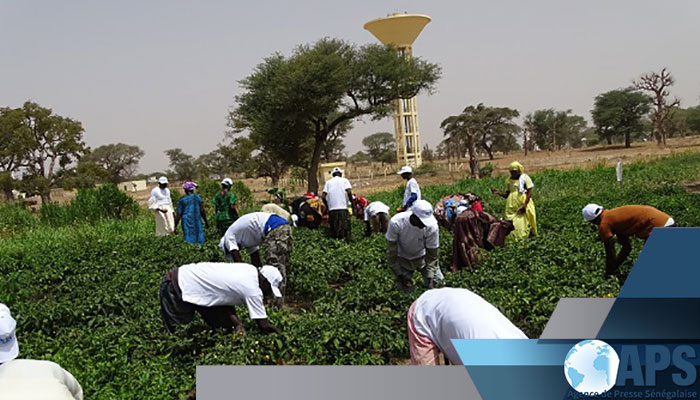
[582, 204, 676, 276]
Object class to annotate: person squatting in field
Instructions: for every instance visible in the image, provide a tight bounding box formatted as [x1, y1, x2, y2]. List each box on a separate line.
[386, 200, 444, 292]
[398, 165, 421, 212]
[491, 161, 537, 240]
[148, 176, 175, 237]
[582, 203, 676, 276]
[159, 263, 282, 334]
[364, 201, 391, 236]
[322, 167, 354, 241]
[0, 304, 84, 399]
[212, 178, 239, 237]
[407, 288, 527, 365]
[219, 212, 293, 294]
[174, 181, 208, 244]
[291, 194, 326, 229]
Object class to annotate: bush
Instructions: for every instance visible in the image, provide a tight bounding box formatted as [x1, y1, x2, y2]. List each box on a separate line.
[40, 184, 140, 227]
[479, 162, 495, 178]
[0, 203, 36, 234]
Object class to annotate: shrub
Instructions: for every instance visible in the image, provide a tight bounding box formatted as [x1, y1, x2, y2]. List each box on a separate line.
[0, 203, 36, 234]
[40, 184, 140, 226]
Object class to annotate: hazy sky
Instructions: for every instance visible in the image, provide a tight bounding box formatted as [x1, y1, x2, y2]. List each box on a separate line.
[2, 1, 699, 173]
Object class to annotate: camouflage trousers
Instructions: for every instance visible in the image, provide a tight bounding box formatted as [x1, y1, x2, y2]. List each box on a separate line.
[263, 224, 293, 294]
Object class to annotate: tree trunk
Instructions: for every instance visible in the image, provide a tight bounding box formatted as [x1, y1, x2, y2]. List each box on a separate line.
[271, 175, 280, 187]
[484, 143, 494, 160]
[607, 136, 612, 145]
[467, 134, 479, 179]
[3, 188, 14, 201]
[40, 191, 51, 205]
[307, 133, 325, 194]
[624, 133, 631, 148]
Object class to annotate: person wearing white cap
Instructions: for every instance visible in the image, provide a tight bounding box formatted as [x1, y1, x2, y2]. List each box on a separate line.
[218, 212, 293, 293]
[582, 203, 676, 276]
[386, 199, 444, 291]
[159, 263, 282, 334]
[364, 200, 391, 236]
[398, 165, 421, 211]
[407, 288, 527, 365]
[0, 304, 84, 399]
[322, 167, 354, 240]
[212, 178, 239, 236]
[148, 176, 175, 236]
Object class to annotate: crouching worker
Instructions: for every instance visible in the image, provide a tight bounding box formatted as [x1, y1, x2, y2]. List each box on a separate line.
[386, 200, 444, 291]
[364, 201, 390, 236]
[408, 288, 527, 365]
[219, 212, 292, 293]
[160, 262, 282, 334]
[582, 203, 676, 276]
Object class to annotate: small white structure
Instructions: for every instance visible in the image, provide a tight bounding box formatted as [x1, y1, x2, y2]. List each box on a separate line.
[120, 180, 147, 193]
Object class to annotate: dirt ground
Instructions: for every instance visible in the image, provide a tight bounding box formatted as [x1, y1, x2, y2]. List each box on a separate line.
[44, 136, 700, 207]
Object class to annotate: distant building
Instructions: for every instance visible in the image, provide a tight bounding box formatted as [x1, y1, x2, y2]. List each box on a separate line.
[120, 180, 147, 192]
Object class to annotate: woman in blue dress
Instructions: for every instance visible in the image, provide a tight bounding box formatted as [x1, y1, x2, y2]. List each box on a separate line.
[174, 181, 208, 244]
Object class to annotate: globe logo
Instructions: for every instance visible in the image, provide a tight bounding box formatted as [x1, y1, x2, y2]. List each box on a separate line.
[564, 340, 620, 394]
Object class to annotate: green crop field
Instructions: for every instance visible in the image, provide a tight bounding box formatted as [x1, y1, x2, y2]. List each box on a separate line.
[1, 153, 700, 399]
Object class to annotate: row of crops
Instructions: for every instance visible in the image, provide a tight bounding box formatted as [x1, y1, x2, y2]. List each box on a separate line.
[1, 153, 699, 399]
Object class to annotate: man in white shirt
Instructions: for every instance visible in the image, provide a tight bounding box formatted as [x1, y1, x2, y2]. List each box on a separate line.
[0, 304, 84, 400]
[408, 288, 527, 365]
[386, 200, 443, 292]
[159, 262, 283, 334]
[322, 167, 354, 240]
[364, 201, 391, 236]
[218, 212, 292, 292]
[398, 166, 421, 211]
[148, 176, 175, 236]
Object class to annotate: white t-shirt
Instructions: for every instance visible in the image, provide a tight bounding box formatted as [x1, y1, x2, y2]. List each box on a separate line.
[364, 201, 390, 221]
[177, 262, 267, 320]
[218, 212, 272, 254]
[402, 177, 421, 207]
[516, 174, 534, 194]
[0, 359, 84, 400]
[323, 176, 352, 211]
[385, 211, 439, 260]
[413, 288, 527, 365]
[149, 187, 172, 207]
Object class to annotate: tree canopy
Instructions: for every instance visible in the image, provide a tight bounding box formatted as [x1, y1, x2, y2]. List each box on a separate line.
[361, 132, 396, 163]
[230, 38, 440, 191]
[591, 88, 651, 147]
[524, 109, 587, 151]
[83, 143, 144, 183]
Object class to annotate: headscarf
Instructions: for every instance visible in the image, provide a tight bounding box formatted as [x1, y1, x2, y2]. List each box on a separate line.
[182, 181, 197, 192]
[509, 161, 524, 173]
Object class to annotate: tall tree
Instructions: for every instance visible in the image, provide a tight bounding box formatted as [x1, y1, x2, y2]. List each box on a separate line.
[472, 104, 520, 159]
[634, 68, 680, 146]
[18, 102, 87, 202]
[217, 136, 258, 177]
[164, 148, 196, 181]
[320, 120, 350, 162]
[525, 109, 587, 151]
[362, 132, 395, 162]
[83, 143, 144, 184]
[591, 88, 651, 148]
[231, 38, 440, 192]
[441, 106, 481, 178]
[0, 107, 32, 199]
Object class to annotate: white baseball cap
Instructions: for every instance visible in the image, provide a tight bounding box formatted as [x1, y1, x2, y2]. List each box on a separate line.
[260, 265, 283, 298]
[411, 200, 438, 227]
[397, 166, 413, 175]
[331, 167, 342, 175]
[582, 203, 603, 222]
[221, 178, 233, 187]
[0, 304, 19, 363]
[158, 176, 169, 184]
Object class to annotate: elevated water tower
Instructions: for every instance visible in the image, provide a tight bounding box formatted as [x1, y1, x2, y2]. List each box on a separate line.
[364, 13, 431, 168]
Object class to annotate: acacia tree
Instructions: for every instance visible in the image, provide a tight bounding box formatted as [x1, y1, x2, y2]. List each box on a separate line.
[591, 88, 651, 148]
[441, 108, 480, 178]
[231, 38, 440, 192]
[634, 68, 680, 146]
[362, 132, 395, 163]
[18, 102, 87, 202]
[83, 143, 144, 183]
[473, 104, 520, 159]
[525, 109, 587, 151]
[0, 107, 32, 199]
[164, 148, 196, 181]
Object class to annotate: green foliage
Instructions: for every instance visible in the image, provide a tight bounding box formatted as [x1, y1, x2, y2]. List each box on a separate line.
[231, 37, 441, 192]
[0, 203, 36, 234]
[524, 108, 588, 151]
[362, 132, 395, 162]
[479, 162, 495, 178]
[40, 184, 140, 227]
[0, 154, 699, 399]
[83, 143, 145, 184]
[591, 88, 651, 147]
